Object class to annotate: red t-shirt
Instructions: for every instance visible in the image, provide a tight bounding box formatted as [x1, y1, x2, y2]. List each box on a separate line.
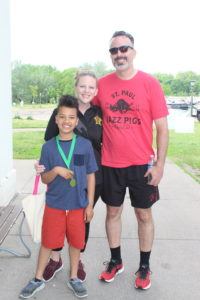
[93, 70, 168, 167]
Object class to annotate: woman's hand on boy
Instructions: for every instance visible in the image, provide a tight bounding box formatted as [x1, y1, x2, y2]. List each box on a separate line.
[84, 204, 94, 223]
[34, 160, 45, 175]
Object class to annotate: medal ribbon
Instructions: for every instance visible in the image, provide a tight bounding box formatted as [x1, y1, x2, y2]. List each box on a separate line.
[55, 134, 76, 169]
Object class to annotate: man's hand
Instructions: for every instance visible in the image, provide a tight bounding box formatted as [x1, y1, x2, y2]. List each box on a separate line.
[84, 204, 94, 223]
[144, 164, 164, 186]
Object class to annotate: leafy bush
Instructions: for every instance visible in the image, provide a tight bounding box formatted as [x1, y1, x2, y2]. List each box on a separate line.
[13, 114, 22, 119]
[27, 116, 33, 120]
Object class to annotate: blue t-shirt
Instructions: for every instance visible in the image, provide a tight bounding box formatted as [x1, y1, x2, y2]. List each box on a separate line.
[39, 135, 98, 210]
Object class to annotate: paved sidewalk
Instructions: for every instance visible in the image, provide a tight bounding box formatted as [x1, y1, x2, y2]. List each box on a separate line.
[0, 159, 200, 300]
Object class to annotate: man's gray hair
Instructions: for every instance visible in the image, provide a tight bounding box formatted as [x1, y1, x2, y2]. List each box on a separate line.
[111, 31, 134, 45]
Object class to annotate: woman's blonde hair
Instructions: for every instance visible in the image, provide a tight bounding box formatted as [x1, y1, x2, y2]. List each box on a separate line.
[74, 69, 97, 86]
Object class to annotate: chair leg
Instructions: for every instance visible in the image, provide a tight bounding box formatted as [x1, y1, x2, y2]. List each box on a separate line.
[0, 212, 31, 258]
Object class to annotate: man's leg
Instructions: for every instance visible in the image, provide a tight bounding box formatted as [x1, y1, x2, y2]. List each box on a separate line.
[135, 207, 154, 253]
[106, 205, 123, 248]
[99, 204, 124, 282]
[134, 207, 154, 290]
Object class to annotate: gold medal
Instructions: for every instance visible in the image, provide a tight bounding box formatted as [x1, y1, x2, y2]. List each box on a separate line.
[56, 135, 77, 188]
[70, 178, 76, 187]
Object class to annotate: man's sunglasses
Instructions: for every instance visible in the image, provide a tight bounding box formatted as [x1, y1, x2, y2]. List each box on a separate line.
[109, 45, 133, 55]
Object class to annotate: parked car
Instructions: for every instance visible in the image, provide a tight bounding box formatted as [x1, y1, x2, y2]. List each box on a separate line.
[197, 110, 200, 121]
[168, 100, 189, 110]
[190, 102, 200, 121]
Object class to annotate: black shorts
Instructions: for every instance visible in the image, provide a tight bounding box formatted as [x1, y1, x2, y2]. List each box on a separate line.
[94, 183, 103, 207]
[101, 165, 159, 208]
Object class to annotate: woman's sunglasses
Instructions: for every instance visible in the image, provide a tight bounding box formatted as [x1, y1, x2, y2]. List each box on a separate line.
[109, 45, 133, 55]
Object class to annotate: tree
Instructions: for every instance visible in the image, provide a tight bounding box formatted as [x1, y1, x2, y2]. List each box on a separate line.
[12, 62, 61, 104]
[12, 61, 200, 103]
[59, 68, 78, 96]
[154, 73, 174, 95]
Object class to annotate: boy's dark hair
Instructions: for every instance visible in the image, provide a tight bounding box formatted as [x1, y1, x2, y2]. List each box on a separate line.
[57, 95, 79, 113]
[111, 31, 134, 46]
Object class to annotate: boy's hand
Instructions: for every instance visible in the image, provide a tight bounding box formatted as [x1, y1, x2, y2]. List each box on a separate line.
[84, 204, 94, 223]
[55, 166, 74, 180]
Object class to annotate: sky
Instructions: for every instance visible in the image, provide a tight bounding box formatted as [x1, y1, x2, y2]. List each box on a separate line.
[10, 0, 200, 74]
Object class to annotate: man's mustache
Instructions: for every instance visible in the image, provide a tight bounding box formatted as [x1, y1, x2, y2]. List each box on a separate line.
[114, 57, 127, 63]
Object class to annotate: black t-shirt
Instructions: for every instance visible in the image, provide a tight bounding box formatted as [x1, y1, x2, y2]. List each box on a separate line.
[44, 105, 103, 184]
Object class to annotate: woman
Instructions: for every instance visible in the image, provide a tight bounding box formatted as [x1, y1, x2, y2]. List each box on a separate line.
[36, 70, 102, 282]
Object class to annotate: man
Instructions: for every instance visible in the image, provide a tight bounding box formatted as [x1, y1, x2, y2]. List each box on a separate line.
[94, 31, 168, 290]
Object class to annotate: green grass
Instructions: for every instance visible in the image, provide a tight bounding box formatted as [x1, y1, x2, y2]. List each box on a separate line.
[13, 122, 200, 182]
[13, 131, 44, 159]
[13, 119, 48, 128]
[13, 103, 56, 109]
[167, 122, 200, 182]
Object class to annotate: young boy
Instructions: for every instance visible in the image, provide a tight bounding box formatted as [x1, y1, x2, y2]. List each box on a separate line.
[19, 95, 98, 299]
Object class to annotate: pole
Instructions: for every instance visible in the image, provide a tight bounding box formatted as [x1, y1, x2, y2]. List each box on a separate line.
[190, 80, 195, 117]
[190, 85, 193, 116]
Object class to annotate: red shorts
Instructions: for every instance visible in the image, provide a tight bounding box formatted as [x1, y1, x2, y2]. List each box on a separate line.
[41, 205, 85, 250]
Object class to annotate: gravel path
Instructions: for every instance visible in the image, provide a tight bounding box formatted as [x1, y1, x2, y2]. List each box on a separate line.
[12, 107, 53, 120]
[13, 128, 45, 132]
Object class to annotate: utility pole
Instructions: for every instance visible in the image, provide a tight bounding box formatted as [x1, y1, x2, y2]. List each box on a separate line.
[190, 80, 195, 117]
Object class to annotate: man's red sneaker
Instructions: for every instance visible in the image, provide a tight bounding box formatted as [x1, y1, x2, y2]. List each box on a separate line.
[134, 265, 151, 290]
[99, 259, 124, 283]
